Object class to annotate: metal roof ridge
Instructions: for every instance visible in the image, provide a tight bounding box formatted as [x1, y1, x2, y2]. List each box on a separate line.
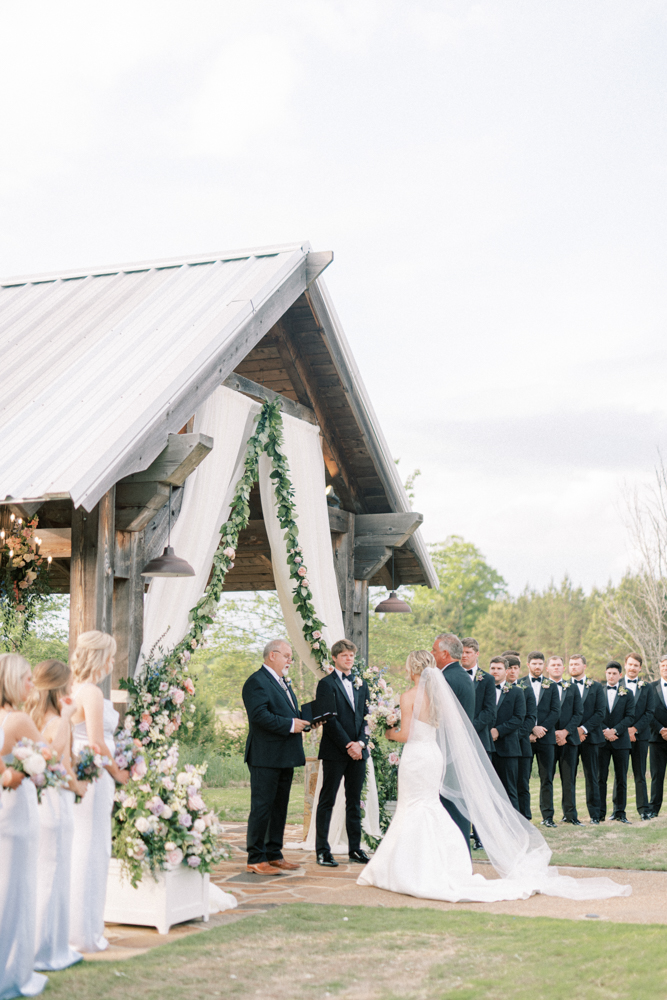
[0, 240, 313, 288]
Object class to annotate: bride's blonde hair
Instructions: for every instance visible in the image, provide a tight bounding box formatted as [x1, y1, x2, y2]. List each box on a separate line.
[405, 649, 436, 679]
[71, 631, 116, 685]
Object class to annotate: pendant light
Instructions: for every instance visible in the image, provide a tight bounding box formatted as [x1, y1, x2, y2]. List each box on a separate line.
[141, 485, 195, 578]
[374, 549, 412, 613]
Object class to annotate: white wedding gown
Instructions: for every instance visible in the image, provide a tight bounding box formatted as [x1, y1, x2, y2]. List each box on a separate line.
[0, 724, 48, 998]
[69, 696, 118, 953]
[35, 787, 82, 970]
[359, 669, 631, 904]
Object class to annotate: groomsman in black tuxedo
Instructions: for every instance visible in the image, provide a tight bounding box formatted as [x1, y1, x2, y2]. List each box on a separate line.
[546, 655, 583, 825]
[432, 633, 474, 848]
[569, 654, 605, 824]
[598, 661, 636, 823]
[648, 656, 667, 818]
[489, 657, 526, 811]
[518, 652, 560, 828]
[315, 639, 371, 867]
[461, 638, 496, 756]
[621, 653, 654, 820]
[242, 640, 308, 874]
[505, 655, 536, 820]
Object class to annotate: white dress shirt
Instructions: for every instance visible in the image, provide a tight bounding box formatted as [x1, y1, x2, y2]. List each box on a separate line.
[574, 677, 587, 732]
[336, 669, 356, 708]
[624, 677, 638, 696]
[607, 683, 618, 713]
[553, 680, 564, 702]
[530, 675, 543, 692]
[466, 664, 478, 680]
[661, 680, 667, 707]
[495, 684, 503, 705]
[263, 663, 297, 732]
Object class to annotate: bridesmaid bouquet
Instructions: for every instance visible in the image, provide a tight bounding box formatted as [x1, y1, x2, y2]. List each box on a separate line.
[113, 731, 144, 773]
[73, 745, 110, 801]
[11, 739, 69, 803]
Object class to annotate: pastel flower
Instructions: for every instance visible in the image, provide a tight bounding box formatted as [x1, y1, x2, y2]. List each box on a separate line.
[161, 805, 173, 820]
[193, 818, 206, 833]
[131, 758, 147, 780]
[187, 856, 201, 867]
[223, 547, 236, 559]
[388, 752, 400, 765]
[297, 566, 307, 577]
[178, 812, 193, 828]
[184, 678, 195, 695]
[312, 630, 322, 639]
[188, 794, 206, 811]
[167, 848, 184, 866]
[170, 688, 185, 706]
[135, 816, 150, 833]
[24, 753, 46, 776]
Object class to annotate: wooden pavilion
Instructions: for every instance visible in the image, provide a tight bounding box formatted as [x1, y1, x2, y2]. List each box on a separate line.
[0, 242, 437, 692]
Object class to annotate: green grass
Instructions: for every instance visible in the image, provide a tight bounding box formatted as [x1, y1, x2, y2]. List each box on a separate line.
[202, 782, 305, 824]
[40, 904, 667, 999]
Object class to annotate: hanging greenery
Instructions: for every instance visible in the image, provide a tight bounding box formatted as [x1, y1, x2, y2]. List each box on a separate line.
[0, 515, 51, 652]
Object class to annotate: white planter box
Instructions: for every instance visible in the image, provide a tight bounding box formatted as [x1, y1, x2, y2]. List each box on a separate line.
[104, 859, 210, 936]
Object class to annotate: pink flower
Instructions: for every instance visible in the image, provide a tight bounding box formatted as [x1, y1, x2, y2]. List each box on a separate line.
[297, 566, 307, 577]
[131, 758, 147, 780]
[388, 752, 400, 765]
[188, 794, 206, 811]
[170, 688, 185, 706]
[166, 848, 183, 866]
[312, 630, 322, 640]
[312, 642, 320, 650]
[134, 842, 147, 861]
[187, 856, 201, 867]
[165, 722, 176, 737]
[141, 712, 152, 726]
[184, 678, 195, 695]
[223, 547, 236, 559]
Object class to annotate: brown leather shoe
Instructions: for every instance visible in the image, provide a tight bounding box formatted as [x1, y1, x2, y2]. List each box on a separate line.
[268, 859, 301, 871]
[246, 862, 282, 875]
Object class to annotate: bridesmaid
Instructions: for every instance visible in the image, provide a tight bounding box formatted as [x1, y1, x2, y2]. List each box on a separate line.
[25, 660, 88, 971]
[69, 631, 129, 953]
[0, 653, 75, 1000]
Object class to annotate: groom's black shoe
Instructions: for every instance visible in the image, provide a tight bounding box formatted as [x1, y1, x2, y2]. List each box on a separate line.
[348, 849, 370, 864]
[561, 818, 584, 826]
[611, 814, 632, 825]
[316, 851, 339, 867]
[589, 819, 601, 825]
[471, 836, 484, 851]
[541, 819, 557, 829]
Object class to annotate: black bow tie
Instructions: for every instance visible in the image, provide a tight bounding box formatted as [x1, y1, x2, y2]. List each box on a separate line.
[496, 684, 504, 689]
[466, 669, 474, 676]
[607, 685, 618, 691]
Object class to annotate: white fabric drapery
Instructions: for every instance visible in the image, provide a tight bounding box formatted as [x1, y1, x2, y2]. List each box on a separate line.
[141, 387, 260, 662]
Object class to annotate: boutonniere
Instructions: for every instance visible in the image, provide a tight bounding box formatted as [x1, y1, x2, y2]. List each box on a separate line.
[541, 679, 552, 688]
[618, 687, 628, 697]
[354, 676, 363, 689]
[475, 671, 486, 682]
[585, 680, 593, 688]
[562, 681, 571, 689]
[637, 680, 646, 689]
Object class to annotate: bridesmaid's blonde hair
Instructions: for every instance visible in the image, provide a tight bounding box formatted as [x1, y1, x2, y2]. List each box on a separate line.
[71, 631, 116, 685]
[405, 649, 436, 678]
[25, 659, 71, 730]
[0, 653, 32, 709]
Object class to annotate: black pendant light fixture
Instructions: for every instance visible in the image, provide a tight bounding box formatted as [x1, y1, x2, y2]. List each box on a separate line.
[141, 485, 195, 578]
[374, 549, 412, 614]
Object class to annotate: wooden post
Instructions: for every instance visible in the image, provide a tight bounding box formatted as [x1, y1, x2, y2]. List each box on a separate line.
[69, 488, 115, 697]
[331, 510, 355, 642]
[113, 529, 145, 687]
[353, 579, 369, 666]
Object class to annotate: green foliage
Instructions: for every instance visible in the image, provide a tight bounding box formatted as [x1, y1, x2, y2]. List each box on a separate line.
[176, 690, 220, 748]
[0, 516, 52, 653]
[19, 594, 70, 664]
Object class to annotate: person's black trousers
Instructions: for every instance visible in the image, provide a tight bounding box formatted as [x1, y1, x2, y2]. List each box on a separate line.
[620, 739, 649, 814]
[649, 741, 667, 816]
[598, 744, 630, 819]
[246, 765, 294, 864]
[554, 743, 578, 821]
[576, 741, 601, 821]
[532, 742, 555, 820]
[440, 795, 471, 854]
[517, 755, 533, 820]
[315, 757, 366, 854]
[492, 755, 519, 811]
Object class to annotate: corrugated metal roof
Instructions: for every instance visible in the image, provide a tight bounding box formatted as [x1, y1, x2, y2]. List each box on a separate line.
[0, 243, 312, 510]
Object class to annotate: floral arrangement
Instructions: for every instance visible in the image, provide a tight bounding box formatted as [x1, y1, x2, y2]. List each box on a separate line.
[617, 687, 629, 697]
[11, 738, 69, 802]
[73, 745, 110, 802]
[0, 515, 50, 652]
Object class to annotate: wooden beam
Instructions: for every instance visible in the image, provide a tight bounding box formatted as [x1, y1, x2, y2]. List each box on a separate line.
[223, 373, 318, 425]
[354, 544, 392, 581]
[305, 250, 333, 286]
[115, 483, 170, 532]
[354, 512, 423, 549]
[352, 579, 369, 666]
[331, 510, 355, 640]
[35, 528, 71, 558]
[113, 530, 145, 684]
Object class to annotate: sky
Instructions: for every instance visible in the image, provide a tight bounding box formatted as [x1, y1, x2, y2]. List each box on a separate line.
[1, 0, 666, 594]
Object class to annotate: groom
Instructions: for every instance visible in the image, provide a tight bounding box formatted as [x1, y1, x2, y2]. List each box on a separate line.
[432, 633, 474, 850]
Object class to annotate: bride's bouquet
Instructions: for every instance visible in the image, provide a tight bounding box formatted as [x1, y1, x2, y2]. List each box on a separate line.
[362, 669, 401, 742]
[113, 731, 144, 774]
[73, 745, 110, 801]
[11, 738, 69, 803]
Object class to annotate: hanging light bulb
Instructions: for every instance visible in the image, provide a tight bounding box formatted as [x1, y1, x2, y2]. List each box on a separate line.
[374, 549, 412, 614]
[141, 485, 195, 578]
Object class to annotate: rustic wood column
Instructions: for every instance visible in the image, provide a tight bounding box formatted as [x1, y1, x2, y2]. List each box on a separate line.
[331, 510, 355, 641]
[69, 487, 115, 696]
[113, 529, 145, 687]
[352, 579, 369, 666]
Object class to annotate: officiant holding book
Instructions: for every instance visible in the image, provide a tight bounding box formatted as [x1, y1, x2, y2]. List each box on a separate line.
[315, 639, 371, 868]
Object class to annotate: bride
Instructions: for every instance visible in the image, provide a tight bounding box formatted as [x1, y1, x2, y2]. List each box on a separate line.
[358, 651, 631, 902]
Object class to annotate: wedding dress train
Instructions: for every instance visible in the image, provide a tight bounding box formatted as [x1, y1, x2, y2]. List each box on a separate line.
[359, 669, 631, 903]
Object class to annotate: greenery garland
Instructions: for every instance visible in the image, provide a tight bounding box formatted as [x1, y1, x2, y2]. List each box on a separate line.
[0, 515, 51, 652]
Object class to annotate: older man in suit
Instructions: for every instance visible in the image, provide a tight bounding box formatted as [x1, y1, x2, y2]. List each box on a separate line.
[242, 639, 309, 874]
[622, 653, 654, 820]
[648, 656, 667, 818]
[598, 661, 636, 824]
[432, 632, 474, 848]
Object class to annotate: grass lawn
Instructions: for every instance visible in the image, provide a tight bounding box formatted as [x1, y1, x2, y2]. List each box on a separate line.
[202, 782, 305, 825]
[41, 904, 667, 999]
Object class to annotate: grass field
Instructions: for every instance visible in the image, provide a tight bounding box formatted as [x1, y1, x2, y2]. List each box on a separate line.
[40, 904, 667, 999]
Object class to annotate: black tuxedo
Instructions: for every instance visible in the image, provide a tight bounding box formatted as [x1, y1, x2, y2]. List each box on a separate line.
[469, 668, 497, 754]
[491, 684, 525, 811]
[514, 682, 537, 820]
[315, 670, 370, 855]
[439, 662, 475, 848]
[551, 682, 583, 822]
[572, 679, 605, 821]
[598, 685, 635, 820]
[621, 678, 654, 815]
[649, 681, 667, 816]
[242, 666, 305, 864]
[518, 677, 560, 821]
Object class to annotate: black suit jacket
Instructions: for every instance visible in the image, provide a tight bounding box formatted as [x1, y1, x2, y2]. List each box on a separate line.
[601, 686, 635, 750]
[242, 666, 305, 769]
[441, 661, 475, 722]
[316, 671, 370, 762]
[518, 677, 560, 745]
[554, 682, 583, 745]
[514, 681, 537, 757]
[622, 679, 654, 740]
[470, 668, 497, 753]
[493, 684, 525, 757]
[573, 679, 605, 745]
[649, 681, 667, 743]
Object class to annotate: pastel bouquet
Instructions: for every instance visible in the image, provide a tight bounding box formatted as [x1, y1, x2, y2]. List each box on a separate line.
[11, 738, 69, 802]
[73, 745, 110, 801]
[113, 731, 144, 773]
[359, 668, 401, 742]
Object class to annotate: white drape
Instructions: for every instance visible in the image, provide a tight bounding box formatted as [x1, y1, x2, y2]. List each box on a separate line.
[140, 387, 260, 662]
[258, 413, 345, 674]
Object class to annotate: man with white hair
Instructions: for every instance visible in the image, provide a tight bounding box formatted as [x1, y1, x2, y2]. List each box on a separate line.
[432, 632, 474, 850]
[242, 639, 309, 875]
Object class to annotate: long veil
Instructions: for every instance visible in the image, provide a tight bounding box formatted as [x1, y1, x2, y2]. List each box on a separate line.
[411, 668, 631, 900]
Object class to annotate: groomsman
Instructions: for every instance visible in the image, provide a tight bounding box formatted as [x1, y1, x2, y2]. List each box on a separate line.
[546, 655, 583, 825]
[432, 633, 474, 848]
[489, 656, 526, 811]
[598, 661, 636, 823]
[519, 652, 560, 828]
[648, 655, 667, 818]
[505, 654, 536, 820]
[621, 653, 654, 820]
[461, 638, 496, 756]
[569, 654, 605, 824]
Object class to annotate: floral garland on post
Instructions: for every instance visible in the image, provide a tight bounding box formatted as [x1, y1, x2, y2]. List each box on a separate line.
[0, 515, 50, 652]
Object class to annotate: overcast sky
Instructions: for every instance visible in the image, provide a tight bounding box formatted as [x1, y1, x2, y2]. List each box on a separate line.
[2, 1, 666, 593]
